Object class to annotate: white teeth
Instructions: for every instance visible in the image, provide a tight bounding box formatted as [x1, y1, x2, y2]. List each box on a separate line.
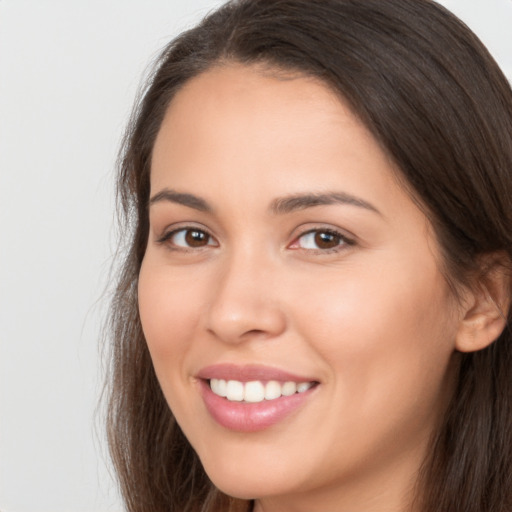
[297, 382, 313, 393]
[226, 380, 244, 401]
[244, 381, 265, 402]
[282, 381, 297, 396]
[210, 378, 227, 397]
[265, 380, 282, 400]
[210, 378, 314, 402]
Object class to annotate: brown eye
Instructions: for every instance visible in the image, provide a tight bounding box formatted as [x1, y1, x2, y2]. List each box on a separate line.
[314, 231, 341, 249]
[166, 228, 216, 248]
[184, 229, 210, 247]
[294, 229, 348, 251]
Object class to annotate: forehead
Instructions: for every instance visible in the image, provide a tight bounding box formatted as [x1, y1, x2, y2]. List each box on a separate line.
[151, 64, 400, 197]
[154, 64, 349, 159]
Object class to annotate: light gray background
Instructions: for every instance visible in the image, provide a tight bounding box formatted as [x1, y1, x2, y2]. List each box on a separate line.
[0, 1, 511, 511]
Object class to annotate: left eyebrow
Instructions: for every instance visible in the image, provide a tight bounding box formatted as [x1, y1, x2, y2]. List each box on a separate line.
[270, 192, 381, 216]
[149, 188, 212, 213]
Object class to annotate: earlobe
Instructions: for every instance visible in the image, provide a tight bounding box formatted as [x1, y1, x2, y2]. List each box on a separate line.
[455, 255, 511, 353]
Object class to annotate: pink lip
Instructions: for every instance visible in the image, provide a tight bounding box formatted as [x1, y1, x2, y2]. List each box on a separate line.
[197, 363, 316, 383]
[196, 364, 318, 432]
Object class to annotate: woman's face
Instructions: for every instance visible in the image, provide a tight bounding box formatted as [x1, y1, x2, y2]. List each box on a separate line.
[139, 64, 461, 510]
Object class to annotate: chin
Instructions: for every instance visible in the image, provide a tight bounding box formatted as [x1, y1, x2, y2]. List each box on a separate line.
[199, 454, 298, 501]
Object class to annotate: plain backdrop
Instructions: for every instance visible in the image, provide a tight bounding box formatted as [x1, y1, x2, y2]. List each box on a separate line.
[0, 1, 511, 511]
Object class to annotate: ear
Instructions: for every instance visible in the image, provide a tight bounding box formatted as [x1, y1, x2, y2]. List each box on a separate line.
[455, 253, 511, 353]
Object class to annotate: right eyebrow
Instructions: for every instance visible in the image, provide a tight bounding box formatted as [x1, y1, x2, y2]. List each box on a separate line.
[149, 188, 212, 213]
[270, 191, 381, 216]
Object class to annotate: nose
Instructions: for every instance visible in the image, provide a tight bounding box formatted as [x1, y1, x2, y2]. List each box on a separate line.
[204, 251, 287, 345]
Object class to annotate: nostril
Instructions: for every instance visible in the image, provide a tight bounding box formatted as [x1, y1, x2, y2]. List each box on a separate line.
[243, 329, 269, 337]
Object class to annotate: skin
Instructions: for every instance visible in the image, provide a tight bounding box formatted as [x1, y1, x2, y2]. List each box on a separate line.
[138, 64, 467, 512]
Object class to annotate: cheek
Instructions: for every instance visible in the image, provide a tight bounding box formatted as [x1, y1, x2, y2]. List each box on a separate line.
[138, 259, 203, 371]
[294, 254, 458, 406]
[286, 258, 458, 470]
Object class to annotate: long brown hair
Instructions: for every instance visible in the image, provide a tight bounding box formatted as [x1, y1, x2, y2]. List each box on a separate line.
[106, 1, 512, 511]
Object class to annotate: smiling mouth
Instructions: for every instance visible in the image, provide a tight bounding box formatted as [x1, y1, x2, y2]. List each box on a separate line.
[209, 379, 317, 403]
[198, 366, 319, 431]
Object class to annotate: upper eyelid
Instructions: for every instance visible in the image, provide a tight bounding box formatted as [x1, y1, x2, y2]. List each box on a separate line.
[156, 221, 212, 237]
[291, 229, 352, 247]
[290, 224, 356, 242]
[156, 225, 216, 245]
[298, 227, 348, 237]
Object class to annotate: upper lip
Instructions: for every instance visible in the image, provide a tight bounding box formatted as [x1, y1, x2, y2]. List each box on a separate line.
[196, 363, 317, 383]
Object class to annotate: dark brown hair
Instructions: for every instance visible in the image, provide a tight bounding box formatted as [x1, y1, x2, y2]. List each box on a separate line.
[106, 1, 512, 511]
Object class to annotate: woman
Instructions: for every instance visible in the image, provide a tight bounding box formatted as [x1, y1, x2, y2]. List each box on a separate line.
[106, 1, 512, 511]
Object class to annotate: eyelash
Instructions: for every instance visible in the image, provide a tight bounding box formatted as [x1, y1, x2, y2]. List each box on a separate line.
[289, 228, 355, 253]
[156, 227, 217, 250]
[156, 226, 354, 253]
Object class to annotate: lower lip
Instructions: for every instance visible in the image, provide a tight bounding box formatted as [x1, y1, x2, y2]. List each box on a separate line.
[199, 380, 316, 432]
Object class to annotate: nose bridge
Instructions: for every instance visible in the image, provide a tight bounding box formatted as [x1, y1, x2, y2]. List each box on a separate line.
[205, 243, 286, 344]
